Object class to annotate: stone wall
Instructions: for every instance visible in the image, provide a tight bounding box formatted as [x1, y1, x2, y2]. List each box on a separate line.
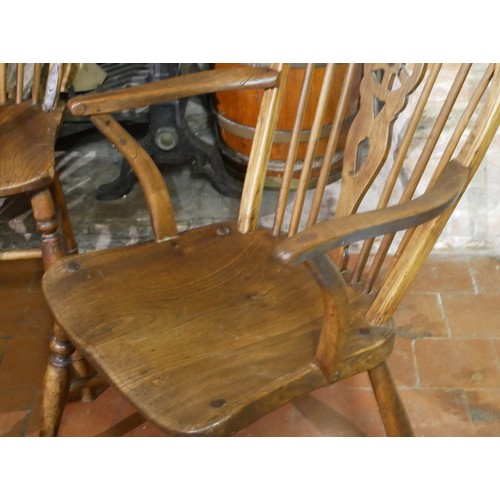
[411, 64, 499, 255]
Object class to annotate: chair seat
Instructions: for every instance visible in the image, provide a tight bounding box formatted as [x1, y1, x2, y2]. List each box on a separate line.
[0, 102, 64, 197]
[43, 222, 393, 436]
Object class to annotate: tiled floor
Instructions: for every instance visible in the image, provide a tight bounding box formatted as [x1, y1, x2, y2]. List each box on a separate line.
[1, 254, 499, 437]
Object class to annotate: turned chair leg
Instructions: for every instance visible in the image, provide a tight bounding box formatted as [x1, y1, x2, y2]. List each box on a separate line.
[50, 176, 96, 402]
[50, 174, 78, 255]
[368, 361, 414, 437]
[32, 188, 76, 436]
[41, 323, 75, 436]
[31, 187, 67, 269]
[71, 349, 95, 402]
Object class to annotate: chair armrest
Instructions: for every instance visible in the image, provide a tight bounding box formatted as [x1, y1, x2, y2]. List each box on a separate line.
[67, 67, 280, 116]
[274, 160, 469, 265]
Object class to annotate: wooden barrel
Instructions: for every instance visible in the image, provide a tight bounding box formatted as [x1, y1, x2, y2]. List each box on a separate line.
[213, 63, 361, 189]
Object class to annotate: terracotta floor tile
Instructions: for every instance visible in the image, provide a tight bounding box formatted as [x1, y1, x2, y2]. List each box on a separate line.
[236, 402, 323, 437]
[24, 391, 43, 437]
[409, 256, 475, 293]
[465, 389, 500, 437]
[335, 371, 372, 389]
[0, 336, 49, 391]
[441, 293, 500, 338]
[0, 407, 31, 437]
[0, 290, 53, 338]
[0, 338, 7, 361]
[415, 338, 500, 389]
[474, 426, 500, 439]
[309, 383, 385, 437]
[393, 293, 448, 339]
[465, 389, 500, 436]
[468, 256, 500, 293]
[399, 389, 474, 437]
[387, 336, 418, 388]
[58, 387, 127, 437]
[0, 259, 43, 294]
[0, 389, 37, 437]
[0, 387, 36, 410]
[293, 392, 373, 437]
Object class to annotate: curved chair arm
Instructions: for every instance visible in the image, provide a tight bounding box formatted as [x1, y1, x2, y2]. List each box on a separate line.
[274, 159, 469, 265]
[90, 114, 179, 241]
[67, 67, 280, 116]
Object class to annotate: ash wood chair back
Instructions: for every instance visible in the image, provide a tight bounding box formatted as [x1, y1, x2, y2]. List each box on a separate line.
[41, 63, 500, 437]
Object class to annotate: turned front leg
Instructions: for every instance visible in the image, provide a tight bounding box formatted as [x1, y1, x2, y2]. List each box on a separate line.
[50, 174, 78, 255]
[40, 323, 75, 436]
[31, 188, 66, 268]
[31, 188, 75, 436]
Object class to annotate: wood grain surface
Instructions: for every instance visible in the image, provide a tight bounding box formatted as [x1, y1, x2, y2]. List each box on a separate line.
[67, 67, 280, 117]
[43, 223, 392, 435]
[0, 102, 63, 196]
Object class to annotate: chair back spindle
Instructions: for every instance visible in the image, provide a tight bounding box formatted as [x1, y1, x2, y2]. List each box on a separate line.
[31, 63, 43, 104]
[288, 63, 337, 237]
[273, 63, 315, 236]
[16, 63, 25, 103]
[238, 63, 289, 234]
[0, 63, 68, 110]
[0, 63, 6, 104]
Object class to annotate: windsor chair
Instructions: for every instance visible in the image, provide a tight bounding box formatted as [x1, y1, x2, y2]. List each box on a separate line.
[42, 63, 500, 436]
[0, 63, 93, 426]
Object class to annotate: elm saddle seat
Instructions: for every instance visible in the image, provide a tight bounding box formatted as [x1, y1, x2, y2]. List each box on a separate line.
[43, 221, 390, 436]
[39, 63, 500, 436]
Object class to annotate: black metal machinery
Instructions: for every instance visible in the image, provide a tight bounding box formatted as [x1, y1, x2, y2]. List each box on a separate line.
[63, 63, 243, 200]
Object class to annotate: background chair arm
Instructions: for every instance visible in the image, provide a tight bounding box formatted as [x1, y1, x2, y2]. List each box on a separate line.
[67, 67, 280, 116]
